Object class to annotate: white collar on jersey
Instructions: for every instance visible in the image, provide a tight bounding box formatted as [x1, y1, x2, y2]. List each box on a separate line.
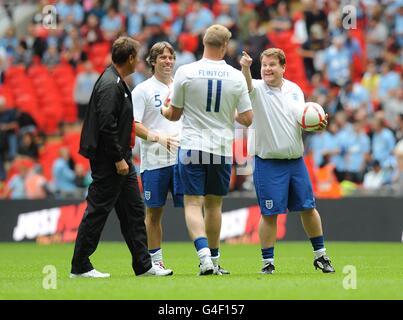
[151, 75, 173, 87]
[200, 58, 226, 64]
[265, 79, 290, 93]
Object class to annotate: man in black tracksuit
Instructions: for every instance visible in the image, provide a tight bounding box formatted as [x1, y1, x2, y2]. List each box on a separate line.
[70, 37, 173, 278]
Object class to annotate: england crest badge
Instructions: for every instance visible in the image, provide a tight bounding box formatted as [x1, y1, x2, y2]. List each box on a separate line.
[145, 191, 151, 201]
[265, 200, 273, 210]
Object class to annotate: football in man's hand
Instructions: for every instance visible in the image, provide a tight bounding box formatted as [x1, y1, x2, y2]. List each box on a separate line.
[297, 102, 326, 131]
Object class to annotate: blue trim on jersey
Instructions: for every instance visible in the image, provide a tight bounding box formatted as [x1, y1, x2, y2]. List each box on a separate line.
[214, 80, 222, 112]
[178, 149, 232, 196]
[141, 165, 184, 208]
[206, 80, 213, 112]
[253, 156, 315, 215]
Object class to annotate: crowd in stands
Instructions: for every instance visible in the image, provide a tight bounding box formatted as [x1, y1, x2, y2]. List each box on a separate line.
[0, 0, 402, 199]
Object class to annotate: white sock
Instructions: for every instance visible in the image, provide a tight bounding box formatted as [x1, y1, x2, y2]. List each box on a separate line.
[211, 254, 220, 267]
[262, 258, 274, 266]
[314, 248, 326, 259]
[150, 249, 163, 264]
[197, 248, 211, 263]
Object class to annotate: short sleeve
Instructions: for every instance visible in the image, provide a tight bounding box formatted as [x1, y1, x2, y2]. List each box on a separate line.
[236, 77, 252, 114]
[171, 67, 186, 109]
[296, 85, 306, 104]
[132, 85, 146, 122]
[249, 79, 260, 102]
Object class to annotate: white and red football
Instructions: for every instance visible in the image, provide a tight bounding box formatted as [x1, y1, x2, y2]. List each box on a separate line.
[297, 102, 326, 131]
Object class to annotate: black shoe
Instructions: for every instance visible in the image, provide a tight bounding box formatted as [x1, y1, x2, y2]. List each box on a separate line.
[261, 263, 275, 274]
[217, 265, 230, 275]
[314, 255, 335, 273]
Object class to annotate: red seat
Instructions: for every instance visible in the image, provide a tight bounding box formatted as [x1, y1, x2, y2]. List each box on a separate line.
[212, 2, 222, 17]
[63, 131, 89, 172]
[62, 103, 78, 123]
[89, 42, 111, 57]
[15, 94, 38, 113]
[178, 33, 199, 53]
[51, 63, 75, 79]
[39, 140, 64, 180]
[27, 64, 49, 78]
[6, 74, 31, 88]
[88, 42, 111, 70]
[0, 85, 15, 108]
[4, 65, 26, 81]
[169, 2, 179, 20]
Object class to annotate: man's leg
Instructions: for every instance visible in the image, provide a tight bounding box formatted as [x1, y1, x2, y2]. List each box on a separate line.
[184, 194, 214, 275]
[204, 194, 229, 274]
[300, 208, 323, 238]
[259, 214, 277, 274]
[184, 195, 206, 239]
[145, 207, 165, 266]
[115, 167, 153, 276]
[71, 173, 120, 275]
[204, 195, 222, 250]
[289, 158, 335, 273]
[179, 150, 214, 275]
[141, 166, 173, 268]
[253, 157, 289, 274]
[300, 208, 335, 273]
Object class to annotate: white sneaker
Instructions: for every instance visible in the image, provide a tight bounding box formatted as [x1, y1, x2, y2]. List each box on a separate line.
[69, 269, 110, 279]
[198, 257, 214, 276]
[153, 260, 166, 269]
[138, 263, 173, 276]
[211, 256, 230, 275]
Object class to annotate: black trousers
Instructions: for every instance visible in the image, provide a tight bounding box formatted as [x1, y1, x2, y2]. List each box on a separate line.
[71, 156, 152, 275]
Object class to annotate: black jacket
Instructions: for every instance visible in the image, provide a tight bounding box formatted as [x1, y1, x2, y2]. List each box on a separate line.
[79, 65, 134, 162]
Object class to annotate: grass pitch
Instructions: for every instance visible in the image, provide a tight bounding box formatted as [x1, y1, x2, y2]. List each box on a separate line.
[0, 241, 402, 300]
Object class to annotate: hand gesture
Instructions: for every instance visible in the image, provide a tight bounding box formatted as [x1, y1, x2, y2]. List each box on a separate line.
[240, 51, 253, 68]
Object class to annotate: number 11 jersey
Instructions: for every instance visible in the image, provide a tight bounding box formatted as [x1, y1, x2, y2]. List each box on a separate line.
[171, 58, 252, 157]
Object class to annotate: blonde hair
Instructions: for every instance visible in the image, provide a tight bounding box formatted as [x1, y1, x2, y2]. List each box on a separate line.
[203, 24, 232, 48]
[260, 48, 286, 66]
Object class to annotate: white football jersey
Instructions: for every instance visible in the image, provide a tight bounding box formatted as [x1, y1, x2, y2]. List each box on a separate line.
[132, 76, 182, 173]
[248, 78, 305, 159]
[171, 58, 252, 157]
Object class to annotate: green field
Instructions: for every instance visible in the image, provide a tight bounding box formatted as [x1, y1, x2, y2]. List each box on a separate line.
[1, 242, 402, 300]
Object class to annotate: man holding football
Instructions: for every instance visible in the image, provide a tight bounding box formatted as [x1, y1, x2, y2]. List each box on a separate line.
[240, 48, 335, 275]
